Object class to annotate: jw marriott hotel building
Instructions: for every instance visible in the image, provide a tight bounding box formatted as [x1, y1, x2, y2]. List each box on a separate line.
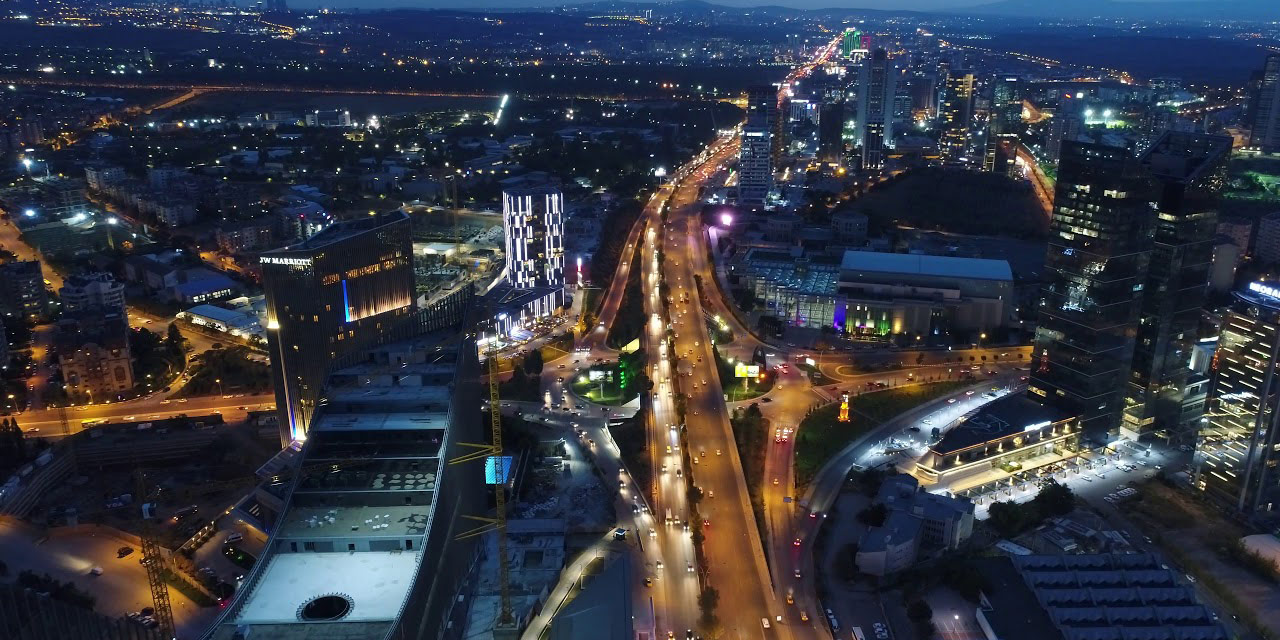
[261, 210, 416, 444]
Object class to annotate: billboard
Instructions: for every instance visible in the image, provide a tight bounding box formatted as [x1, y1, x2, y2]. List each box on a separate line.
[484, 456, 513, 485]
[734, 363, 761, 378]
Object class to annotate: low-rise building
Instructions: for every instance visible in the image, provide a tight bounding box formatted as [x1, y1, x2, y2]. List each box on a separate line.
[177, 304, 265, 342]
[831, 209, 868, 245]
[855, 475, 975, 576]
[55, 312, 133, 398]
[216, 217, 278, 255]
[913, 395, 1079, 493]
[974, 554, 1228, 640]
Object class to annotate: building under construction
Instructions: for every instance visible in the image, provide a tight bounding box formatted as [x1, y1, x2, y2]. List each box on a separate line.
[202, 321, 490, 640]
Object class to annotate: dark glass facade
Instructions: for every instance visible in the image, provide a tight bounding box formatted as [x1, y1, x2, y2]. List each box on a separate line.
[262, 210, 416, 444]
[1031, 140, 1155, 441]
[1124, 132, 1230, 438]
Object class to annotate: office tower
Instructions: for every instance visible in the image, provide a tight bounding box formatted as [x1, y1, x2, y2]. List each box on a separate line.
[856, 49, 896, 171]
[738, 85, 776, 206]
[261, 210, 416, 444]
[1123, 132, 1231, 440]
[59, 272, 126, 316]
[1249, 53, 1280, 152]
[818, 100, 846, 165]
[1195, 282, 1280, 512]
[939, 70, 974, 162]
[984, 76, 1023, 175]
[0, 260, 46, 320]
[1030, 139, 1155, 441]
[502, 187, 565, 289]
[1257, 212, 1280, 264]
[1046, 109, 1084, 166]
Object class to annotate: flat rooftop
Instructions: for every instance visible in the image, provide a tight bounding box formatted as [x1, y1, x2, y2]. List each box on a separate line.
[841, 250, 1013, 282]
[932, 395, 1073, 455]
[311, 410, 451, 432]
[267, 210, 408, 253]
[235, 552, 421, 625]
[295, 459, 440, 492]
[278, 505, 431, 539]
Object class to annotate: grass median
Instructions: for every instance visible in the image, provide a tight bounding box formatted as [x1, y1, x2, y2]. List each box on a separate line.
[794, 381, 970, 489]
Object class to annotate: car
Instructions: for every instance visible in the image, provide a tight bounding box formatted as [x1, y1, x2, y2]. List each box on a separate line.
[794, 568, 801, 578]
[89, 566, 104, 576]
[773, 478, 780, 485]
[716, 449, 722, 456]
[645, 577, 653, 587]
[786, 590, 794, 604]
[1186, 574, 1197, 583]
[800, 610, 809, 622]
[650, 528, 657, 538]
[687, 562, 694, 573]
[793, 537, 802, 547]
[667, 632, 674, 639]
[117, 546, 134, 558]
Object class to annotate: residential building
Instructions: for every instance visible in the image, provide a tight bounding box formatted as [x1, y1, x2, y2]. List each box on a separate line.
[1031, 139, 1154, 441]
[502, 187, 565, 290]
[855, 48, 896, 170]
[975, 554, 1228, 640]
[216, 217, 278, 255]
[1045, 109, 1083, 166]
[55, 312, 133, 399]
[0, 260, 46, 320]
[939, 70, 974, 161]
[1249, 53, 1280, 152]
[60, 272, 127, 316]
[202, 331, 487, 640]
[261, 210, 417, 444]
[738, 85, 776, 206]
[1195, 281, 1280, 512]
[1256, 211, 1280, 264]
[1123, 132, 1230, 440]
[84, 166, 125, 192]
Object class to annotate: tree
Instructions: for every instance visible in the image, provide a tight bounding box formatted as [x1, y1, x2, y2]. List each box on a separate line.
[856, 503, 888, 527]
[166, 323, 187, 352]
[1032, 479, 1075, 517]
[907, 599, 933, 622]
[523, 350, 544, 376]
[697, 586, 720, 624]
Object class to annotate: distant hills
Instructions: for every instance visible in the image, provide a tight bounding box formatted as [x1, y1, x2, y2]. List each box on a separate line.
[953, 0, 1279, 21]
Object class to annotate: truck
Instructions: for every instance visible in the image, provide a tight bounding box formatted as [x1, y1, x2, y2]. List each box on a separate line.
[665, 508, 673, 526]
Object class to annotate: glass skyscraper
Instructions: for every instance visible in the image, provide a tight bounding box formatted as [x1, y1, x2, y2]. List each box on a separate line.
[1123, 132, 1230, 439]
[1030, 139, 1155, 441]
[261, 210, 416, 444]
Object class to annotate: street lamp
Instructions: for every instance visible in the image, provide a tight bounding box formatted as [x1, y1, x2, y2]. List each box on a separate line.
[216, 378, 224, 396]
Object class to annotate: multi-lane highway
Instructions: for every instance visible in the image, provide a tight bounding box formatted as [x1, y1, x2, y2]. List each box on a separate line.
[12, 392, 274, 435]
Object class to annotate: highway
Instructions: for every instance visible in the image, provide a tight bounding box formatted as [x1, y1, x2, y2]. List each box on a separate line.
[13, 392, 274, 436]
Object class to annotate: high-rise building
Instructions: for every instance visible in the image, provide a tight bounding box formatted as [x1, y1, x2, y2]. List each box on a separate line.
[818, 100, 846, 165]
[856, 49, 896, 171]
[1195, 281, 1280, 512]
[261, 210, 417, 444]
[1030, 139, 1155, 441]
[1123, 132, 1231, 440]
[502, 187, 565, 290]
[984, 76, 1023, 174]
[59, 272, 126, 316]
[939, 70, 974, 162]
[1248, 53, 1280, 152]
[738, 85, 776, 206]
[1256, 211, 1280, 264]
[0, 260, 46, 320]
[1046, 109, 1084, 166]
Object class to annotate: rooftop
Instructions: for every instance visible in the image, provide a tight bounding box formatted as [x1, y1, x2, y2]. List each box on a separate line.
[932, 395, 1074, 456]
[268, 209, 407, 253]
[235, 552, 420, 625]
[840, 250, 1013, 282]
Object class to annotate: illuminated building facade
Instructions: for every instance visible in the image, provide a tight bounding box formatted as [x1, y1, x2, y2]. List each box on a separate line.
[939, 70, 974, 162]
[738, 85, 776, 206]
[1195, 282, 1280, 513]
[914, 395, 1078, 492]
[502, 187, 565, 290]
[856, 48, 895, 171]
[1123, 132, 1230, 440]
[1249, 53, 1280, 152]
[262, 210, 416, 445]
[1031, 139, 1154, 441]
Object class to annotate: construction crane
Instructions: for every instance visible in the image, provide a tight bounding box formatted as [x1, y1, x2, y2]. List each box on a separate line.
[134, 469, 176, 640]
[450, 319, 514, 627]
